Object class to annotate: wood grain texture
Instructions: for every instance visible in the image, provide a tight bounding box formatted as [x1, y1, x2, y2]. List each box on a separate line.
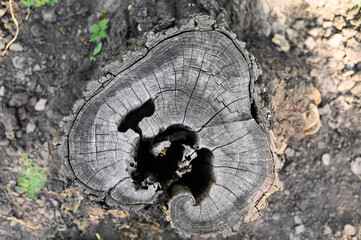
[56, 16, 282, 237]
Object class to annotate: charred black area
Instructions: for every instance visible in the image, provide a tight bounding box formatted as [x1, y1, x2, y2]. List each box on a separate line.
[118, 100, 215, 203]
[251, 100, 260, 124]
[133, 139, 186, 187]
[153, 124, 198, 147]
[180, 148, 215, 204]
[118, 98, 155, 133]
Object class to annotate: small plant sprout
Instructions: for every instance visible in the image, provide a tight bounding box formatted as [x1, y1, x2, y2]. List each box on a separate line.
[21, 0, 61, 7]
[89, 18, 109, 61]
[17, 153, 47, 199]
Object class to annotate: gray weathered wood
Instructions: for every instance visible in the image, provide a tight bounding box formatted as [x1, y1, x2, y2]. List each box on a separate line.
[56, 16, 282, 237]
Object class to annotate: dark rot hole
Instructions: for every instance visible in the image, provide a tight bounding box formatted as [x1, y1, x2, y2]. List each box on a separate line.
[118, 98, 155, 133]
[251, 100, 259, 124]
[118, 99, 215, 203]
[153, 124, 198, 147]
[180, 148, 215, 203]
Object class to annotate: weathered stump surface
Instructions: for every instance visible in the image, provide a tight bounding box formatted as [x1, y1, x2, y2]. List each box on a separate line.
[56, 16, 281, 237]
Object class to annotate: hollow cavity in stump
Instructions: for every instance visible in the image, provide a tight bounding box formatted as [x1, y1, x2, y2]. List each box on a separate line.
[59, 27, 276, 238]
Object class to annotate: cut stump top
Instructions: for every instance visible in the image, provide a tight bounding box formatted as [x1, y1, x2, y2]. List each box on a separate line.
[58, 18, 280, 238]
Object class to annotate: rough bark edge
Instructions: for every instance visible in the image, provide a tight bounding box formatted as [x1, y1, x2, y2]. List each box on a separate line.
[55, 14, 283, 234]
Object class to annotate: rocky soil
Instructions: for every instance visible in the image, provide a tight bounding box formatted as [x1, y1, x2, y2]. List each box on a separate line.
[0, 0, 360, 239]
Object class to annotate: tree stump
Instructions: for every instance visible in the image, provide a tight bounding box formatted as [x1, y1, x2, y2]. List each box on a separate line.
[56, 16, 282, 237]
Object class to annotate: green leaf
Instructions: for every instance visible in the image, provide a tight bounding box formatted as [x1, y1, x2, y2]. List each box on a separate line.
[49, 0, 61, 6]
[36, 0, 49, 7]
[22, 0, 35, 7]
[101, 8, 107, 14]
[93, 42, 103, 56]
[89, 55, 96, 61]
[91, 25, 101, 34]
[17, 153, 47, 199]
[99, 31, 108, 39]
[89, 33, 99, 42]
[99, 19, 109, 30]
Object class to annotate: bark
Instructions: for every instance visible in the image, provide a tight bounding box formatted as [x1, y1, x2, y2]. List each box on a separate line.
[56, 0, 319, 237]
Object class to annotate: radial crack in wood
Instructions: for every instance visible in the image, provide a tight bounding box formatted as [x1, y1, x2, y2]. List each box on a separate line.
[58, 17, 281, 238]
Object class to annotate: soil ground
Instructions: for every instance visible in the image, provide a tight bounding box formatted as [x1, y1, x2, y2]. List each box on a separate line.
[0, 0, 360, 239]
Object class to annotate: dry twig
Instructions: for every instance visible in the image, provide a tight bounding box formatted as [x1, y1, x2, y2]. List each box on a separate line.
[1, 0, 19, 56]
[0, 214, 40, 230]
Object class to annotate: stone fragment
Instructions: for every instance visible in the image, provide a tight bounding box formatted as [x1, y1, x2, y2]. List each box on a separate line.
[0, 86, 5, 97]
[0, 109, 18, 140]
[30, 24, 46, 38]
[331, 96, 351, 110]
[272, 33, 290, 51]
[285, 147, 295, 157]
[338, 80, 355, 92]
[324, 28, 332, 38]
[286, 28, 298, 41]
[0, 8, 6, 18]
[272, 212, 280, 221]
[294, 215, 302, 225]
[26, 122, 36, 133]
[309, 28, 321, 37]
[9, 92, 29, 107]
[322, 153, 331, 166]
[351, 84, 361, 95]
[33, 64, 42, 71]
[333, 50, 345, 60]
[42, 8, 57, 23]
[328, 34, 343, 48]
[318, 104, 331, 115]
[322, 21, 333, 28]
[333, 16, 346, 30]
[352, 72, 361, 82]
[17, 108, 27, 121]
[34, 98, 47, 111]
[9, 43, 23, 51]
[305, 36, 317, 50]
[344, 224, 356, 236]
[295, 224, 305, 234]
[342, 28, 357, 39]
[12, 56, 26, 69]
[350, 158, 361, 175]
[345, 38, 361, 64]
[324, 224, 332, 235]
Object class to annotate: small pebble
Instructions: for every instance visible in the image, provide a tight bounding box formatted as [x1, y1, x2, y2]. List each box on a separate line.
[338, 80, 355, 92]
[351, 84, 361, 95]
[285, 147, 295, 157]
[9, 43, 23, 51]
[42, 8, 57, 23]
[9, 92, 29, 107]
[324, 224, 332, 235]
[333, 16, 346, 30]
[12, 56, 27, 69]
[272, 33, 290, 51]
[350, 157, 361, 175]
[26, 122, 36, 134]
[294, 215, 302, 225]
[328, 34, 343, 48]
[305, 36, 317, 50]
[34, 99, 47, 111]
[322, 153, 331, 166]
[323, 21, 333, 28]
[0, 86, 5, 97]
[318, 104, 331, 115]
[33, 64, 42, 71]
[344, 224, 356, 236]
[295, 224, 305, 234]
[272, 212, 280, 221]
